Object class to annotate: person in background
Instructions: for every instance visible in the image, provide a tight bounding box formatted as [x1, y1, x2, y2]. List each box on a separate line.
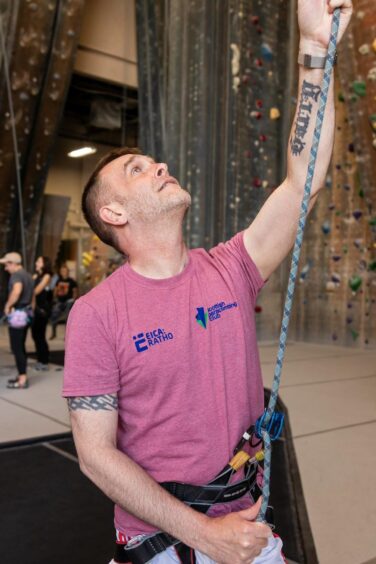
[0, 252, 34, 389]
[50, 264, 78, 339]
[31, 256, 53, 370]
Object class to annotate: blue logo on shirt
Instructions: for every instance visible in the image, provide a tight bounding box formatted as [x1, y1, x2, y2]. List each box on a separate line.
[195, 307, 208, 329]
[133, 328, 174, 353]
[195, 301, 238, 329]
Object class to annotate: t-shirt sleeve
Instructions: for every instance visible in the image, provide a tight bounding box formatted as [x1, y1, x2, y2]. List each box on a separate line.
[11, 272, 23, 287]
[62, 298, 120, 397]
[209, 231, 265, 301]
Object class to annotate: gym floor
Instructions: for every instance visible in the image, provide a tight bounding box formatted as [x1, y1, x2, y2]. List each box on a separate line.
[0, 325, 375, 564]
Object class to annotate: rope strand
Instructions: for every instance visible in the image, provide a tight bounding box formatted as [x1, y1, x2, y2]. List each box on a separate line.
[257, 8, 341, 522]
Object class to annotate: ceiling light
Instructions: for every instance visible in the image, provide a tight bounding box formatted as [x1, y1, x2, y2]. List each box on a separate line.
[67, 146, 97, 158]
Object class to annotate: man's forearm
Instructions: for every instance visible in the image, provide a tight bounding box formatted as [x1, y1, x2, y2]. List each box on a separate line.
[286, 43, 335, 196]
[5, 289, 21, 310]
[80, 445, 209, 549]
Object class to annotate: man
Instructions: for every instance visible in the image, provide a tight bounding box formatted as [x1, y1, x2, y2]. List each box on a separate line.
[0, 252, 34, 389]
[63, 1, 352, 562]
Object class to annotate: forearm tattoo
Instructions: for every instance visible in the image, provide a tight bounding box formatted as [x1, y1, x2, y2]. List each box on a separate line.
[67, 394, 118, 411]
[290, 80, 321, 156]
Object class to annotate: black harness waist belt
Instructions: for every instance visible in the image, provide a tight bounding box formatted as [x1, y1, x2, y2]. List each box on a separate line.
[160, 467, 259, 512]
[115, 454, 263, 564]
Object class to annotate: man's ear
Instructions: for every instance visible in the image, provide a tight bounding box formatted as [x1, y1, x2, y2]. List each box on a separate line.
[99, 202, 128, 226]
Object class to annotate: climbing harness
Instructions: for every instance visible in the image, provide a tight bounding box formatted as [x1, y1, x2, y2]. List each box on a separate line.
[116, 427, 266, 563]
[114, 9, 341, 563]
[255, 9, 341, 522]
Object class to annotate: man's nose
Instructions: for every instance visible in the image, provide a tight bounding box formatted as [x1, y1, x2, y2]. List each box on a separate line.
[154, 163, 168, 177]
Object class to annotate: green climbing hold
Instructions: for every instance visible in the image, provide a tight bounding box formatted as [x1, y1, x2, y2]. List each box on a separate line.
[349, 275, 362, 293]
[358, 188, 364, 198]
[368, 261, 376, 272]
[369, 217, 376, 226]
[352, 81, 366, 97]
[350, 329, 359, 341]
[338, 92, 345, 102]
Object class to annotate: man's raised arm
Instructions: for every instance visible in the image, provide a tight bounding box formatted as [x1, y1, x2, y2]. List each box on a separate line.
[244, 0, 352, 281]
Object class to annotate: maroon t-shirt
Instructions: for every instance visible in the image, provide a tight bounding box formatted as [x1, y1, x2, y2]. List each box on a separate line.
[63, 232, 265, 536]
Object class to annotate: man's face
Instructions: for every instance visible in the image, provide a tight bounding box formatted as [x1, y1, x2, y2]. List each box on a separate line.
[5, 261, 18, 274]
[100, 154, 191, 223]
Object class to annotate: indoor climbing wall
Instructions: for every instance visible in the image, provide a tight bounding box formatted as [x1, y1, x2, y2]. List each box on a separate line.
[137, 0, 297, 340]
[137, 0, 374, 347]
[291, 1, 376, 347]
[0, 0, 84, 277]
[79, 234, 126, 295]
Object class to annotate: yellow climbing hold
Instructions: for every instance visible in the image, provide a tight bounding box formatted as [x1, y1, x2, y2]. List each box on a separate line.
[270, 107, 280, 120]
[372, 38, 376, 53]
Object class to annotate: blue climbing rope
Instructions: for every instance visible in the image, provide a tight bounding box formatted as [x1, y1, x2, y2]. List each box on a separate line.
[256, 9, 341, 523]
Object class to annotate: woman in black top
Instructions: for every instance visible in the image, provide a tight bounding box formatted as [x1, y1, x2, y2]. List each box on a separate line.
[31, 256, 53, 370]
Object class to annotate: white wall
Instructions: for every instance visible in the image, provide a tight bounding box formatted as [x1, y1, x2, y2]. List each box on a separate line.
[74, 0, 137, 87]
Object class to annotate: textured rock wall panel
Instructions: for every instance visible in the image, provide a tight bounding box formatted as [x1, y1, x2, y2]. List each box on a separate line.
[136, 0, 297, 340]
[290, 1, 376, 348]
[0, 0, 85, 275]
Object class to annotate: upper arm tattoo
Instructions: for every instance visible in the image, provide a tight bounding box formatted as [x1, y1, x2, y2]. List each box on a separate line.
[67, 394, 118, 411]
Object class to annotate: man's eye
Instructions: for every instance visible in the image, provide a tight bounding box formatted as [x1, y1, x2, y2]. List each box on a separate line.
[131, 166, 141, 176]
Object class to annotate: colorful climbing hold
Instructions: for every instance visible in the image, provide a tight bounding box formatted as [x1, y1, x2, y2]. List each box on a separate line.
[352, 210, 363, 220]
[326, 281, 337, 292]
[350, 329, 359, 341]
[261, 43, 273, 62]
[352, 81, 366, 97]
[321, 220, 331, 235]
[349, 275, 362, 293]
[270, 108, 280, 120]
[368, 67, 376, 82]
[358, 44, 370, 55]
[338, 92, 345, 102]
[299, 260, 313, 282]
